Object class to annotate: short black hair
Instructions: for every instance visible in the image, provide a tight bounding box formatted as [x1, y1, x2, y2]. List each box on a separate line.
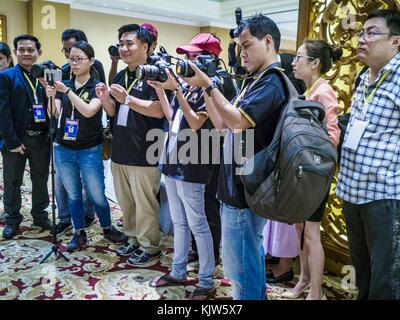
[367, 9, 400, 37]
[117, 24, 150, 46]
[237, 13, 281, 51]
[61, 28, 88, 42]
[71, 41, 95, 59]
[0, 42, 14, 67]
[13, 34, 41, 51]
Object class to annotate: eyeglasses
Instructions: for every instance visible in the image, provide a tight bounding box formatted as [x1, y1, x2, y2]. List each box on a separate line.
[292, 54, 315, 63]
[356, 31, 399, 40]
[67, 57, 89, 65]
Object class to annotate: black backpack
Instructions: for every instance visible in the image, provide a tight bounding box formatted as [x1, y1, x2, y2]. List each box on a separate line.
[240, 68, 338, 224]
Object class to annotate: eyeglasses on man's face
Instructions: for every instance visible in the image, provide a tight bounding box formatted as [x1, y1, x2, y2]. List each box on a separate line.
[292, 54, 315, 63]
[61, 47, 71, 54]
[356, 31, 399, 41]
[67, 57, 89, 65]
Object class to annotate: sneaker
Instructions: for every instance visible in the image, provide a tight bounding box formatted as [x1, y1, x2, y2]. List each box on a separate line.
[116, 243, 139, 256]
[127, 249, 161, 265]
[66, 230, 87, 252]
[103, 225, 128, 244]
[54, 222, 73, 236]
[84, 216, 96, 228]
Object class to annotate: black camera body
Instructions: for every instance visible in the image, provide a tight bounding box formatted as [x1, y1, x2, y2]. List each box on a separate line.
[176, 55, 217, 78]
[31, 60, 58, 78]
[108, 44, 119, 57]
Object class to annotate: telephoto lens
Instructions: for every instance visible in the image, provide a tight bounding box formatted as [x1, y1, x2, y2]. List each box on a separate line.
[31, 60, 58, 78]
[136, 62, 168, 82]
[176, 60, 195, 77]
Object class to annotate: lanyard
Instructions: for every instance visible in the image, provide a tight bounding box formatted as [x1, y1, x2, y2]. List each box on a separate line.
[23, 72, 39, 104]
[304, 78, 322, 98]
[70, 87, 87, 120]
[359, 70, 390, 120]
[125, 70, 138, 94]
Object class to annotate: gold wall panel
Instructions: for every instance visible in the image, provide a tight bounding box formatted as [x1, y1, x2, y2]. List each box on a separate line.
[299, 0, 400, 273]
[0, 15, 6, 43]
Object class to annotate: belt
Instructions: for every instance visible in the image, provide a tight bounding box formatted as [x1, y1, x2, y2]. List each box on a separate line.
[26, 130, 46, 137]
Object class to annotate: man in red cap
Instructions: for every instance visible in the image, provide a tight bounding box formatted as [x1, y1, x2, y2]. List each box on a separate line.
[147, 33, 224, 300]
[108, 23, 158, 85]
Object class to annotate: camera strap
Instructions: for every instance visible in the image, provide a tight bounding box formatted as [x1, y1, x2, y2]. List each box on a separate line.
[23, 72, 39, 104]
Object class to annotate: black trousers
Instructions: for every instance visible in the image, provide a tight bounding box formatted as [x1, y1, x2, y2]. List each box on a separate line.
[1, 134, 50, 226]
[343, 199, 400, 300]
[192, 167, 221, 260]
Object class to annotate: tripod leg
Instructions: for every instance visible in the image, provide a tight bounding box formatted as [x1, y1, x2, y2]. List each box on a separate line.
[56, 249, 69, 262]
[40, 249, 55, 264]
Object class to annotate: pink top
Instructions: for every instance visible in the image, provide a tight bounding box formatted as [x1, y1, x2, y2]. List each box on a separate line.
[306, 78, 340, 146]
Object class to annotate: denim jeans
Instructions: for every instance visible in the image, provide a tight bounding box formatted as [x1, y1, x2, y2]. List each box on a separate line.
[54, 143, 111, 230]
[164, 176, 215, 289]
[55, 164, 95, 224]
[221, 203, 267, 300]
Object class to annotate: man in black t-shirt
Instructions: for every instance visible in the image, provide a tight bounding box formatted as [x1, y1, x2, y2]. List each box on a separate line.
[180, 14, 287, 300]
[60, 29, 106, 83]
[0, 34, 53, 239]
[96, 24, 164, 265]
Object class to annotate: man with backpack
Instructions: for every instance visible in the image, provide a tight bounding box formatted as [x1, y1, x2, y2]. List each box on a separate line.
[182, 13, 286, 300]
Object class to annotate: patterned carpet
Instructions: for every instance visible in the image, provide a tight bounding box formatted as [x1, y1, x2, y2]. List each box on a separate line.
[0, 156, 357, 300]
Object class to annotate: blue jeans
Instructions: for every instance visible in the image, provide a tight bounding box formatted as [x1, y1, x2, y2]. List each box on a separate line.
[164, 176, 215, 289]
[221, 203, 267, 300]
[55, 165, 95, 224]
[54, 144, 111, 230]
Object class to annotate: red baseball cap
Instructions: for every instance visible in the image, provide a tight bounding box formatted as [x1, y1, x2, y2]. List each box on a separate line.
[141, 23, 158, 41]
[176, 33, 222, 57]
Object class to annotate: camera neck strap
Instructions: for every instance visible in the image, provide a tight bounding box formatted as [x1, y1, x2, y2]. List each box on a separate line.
[125, 70, 138, 94]
[23, 72, 39, 104]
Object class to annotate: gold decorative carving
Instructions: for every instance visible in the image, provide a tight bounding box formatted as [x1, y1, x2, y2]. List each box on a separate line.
[301, 0, 400, 272]
[0, 15, 7, 43]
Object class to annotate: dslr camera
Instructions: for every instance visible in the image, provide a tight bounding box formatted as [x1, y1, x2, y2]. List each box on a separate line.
[31, 60, 62, 85]
[176, 55, 218, 78]
[136, 47, 173, 82]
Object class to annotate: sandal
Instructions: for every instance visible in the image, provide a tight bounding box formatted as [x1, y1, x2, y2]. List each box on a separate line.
[188, 286, 216, 300]
[149, 274, 186, 288]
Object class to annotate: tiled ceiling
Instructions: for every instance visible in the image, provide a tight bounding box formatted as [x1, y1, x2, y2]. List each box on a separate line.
[47, 0, 299, 40]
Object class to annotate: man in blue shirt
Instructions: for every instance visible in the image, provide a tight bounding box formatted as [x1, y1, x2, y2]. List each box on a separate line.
[181, 14, 287, 300]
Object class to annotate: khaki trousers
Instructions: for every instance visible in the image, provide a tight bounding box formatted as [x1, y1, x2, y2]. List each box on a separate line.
[111, 162, 161, 254]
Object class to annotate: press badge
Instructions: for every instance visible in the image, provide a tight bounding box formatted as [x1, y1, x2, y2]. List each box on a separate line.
[63, 118, 79, 141]
[343, 119, 369, 151]
[33, 104, 46, 123]
[117, 104, 130, 127]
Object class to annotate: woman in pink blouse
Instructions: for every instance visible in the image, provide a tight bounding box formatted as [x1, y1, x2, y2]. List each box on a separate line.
[281, 40, 341, 300]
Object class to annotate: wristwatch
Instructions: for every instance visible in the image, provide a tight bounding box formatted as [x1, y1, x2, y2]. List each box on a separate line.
[124, 95, 132, 106]
[205, 83, 218, 97]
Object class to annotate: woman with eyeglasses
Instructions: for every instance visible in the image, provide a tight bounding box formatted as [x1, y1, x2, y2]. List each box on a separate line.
[280, 40, 342, 300]
[46, 41, 127, 252]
